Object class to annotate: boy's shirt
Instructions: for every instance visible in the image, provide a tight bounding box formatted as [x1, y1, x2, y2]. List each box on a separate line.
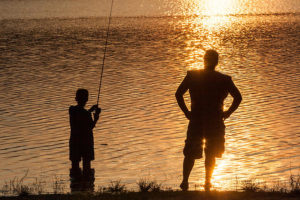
[69, 105, 95, 161]
[69, 105, 94, 139]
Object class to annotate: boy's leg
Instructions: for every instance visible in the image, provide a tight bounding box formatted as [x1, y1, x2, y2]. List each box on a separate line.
[69, 166, 82, 192]
[83, 159, 91, 171]
[204, 155, 216, 191]
[71, 161, 80, 170]
[180, 156, 195, 191]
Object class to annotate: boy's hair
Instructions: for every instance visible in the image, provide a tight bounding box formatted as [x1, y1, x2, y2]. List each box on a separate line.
[76, 89, 88, 101]
[204, 49, 219, 69]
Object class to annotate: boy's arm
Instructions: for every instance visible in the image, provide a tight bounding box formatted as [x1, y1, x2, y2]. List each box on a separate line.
[88, 105, 98, 112]
[91, 107, 101, 129]
[223, 78, 242, 119]
[69, 106, 76, 128]
[175, 75, 191, 120]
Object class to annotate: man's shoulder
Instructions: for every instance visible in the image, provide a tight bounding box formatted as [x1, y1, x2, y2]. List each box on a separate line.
[187, 70, 231, 80]
[214, 71, 232, 80]
[187, 69, 203, 74]
[187, 69, 204, 78]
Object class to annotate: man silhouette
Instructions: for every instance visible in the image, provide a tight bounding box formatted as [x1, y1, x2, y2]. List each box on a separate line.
[175, 50, 242, 191]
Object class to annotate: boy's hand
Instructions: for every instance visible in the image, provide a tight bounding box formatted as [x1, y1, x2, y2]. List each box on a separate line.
[95, 107, 101, 115]
[90, 104, 98, 112]
[93, 107, 101, 122]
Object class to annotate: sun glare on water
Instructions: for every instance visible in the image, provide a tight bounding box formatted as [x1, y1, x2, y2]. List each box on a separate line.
[204, 0, 237, 16]
[190, 0, 238, 16]
[182, 0, 241, 70]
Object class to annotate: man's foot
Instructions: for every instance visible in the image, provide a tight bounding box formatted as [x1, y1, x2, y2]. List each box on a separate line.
[180, 181, 189, 191]
[204, 182, 212, 192]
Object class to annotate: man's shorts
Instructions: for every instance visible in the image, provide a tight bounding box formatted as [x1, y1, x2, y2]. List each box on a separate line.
[183, 120, 225, 159]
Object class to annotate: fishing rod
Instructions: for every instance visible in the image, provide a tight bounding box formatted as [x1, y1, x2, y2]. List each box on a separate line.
[96, 0, 114, 105]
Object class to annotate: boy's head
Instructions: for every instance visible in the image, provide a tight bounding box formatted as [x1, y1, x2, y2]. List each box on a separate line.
[75, 89, 88, 106]
[204, 49, 219, 70]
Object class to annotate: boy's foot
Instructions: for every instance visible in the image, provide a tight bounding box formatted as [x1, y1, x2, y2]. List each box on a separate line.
[83, 168, 95, 178]
[180, 181, 189, 191]
[70, 167, 82, 177]
[69, 168, 82, 192]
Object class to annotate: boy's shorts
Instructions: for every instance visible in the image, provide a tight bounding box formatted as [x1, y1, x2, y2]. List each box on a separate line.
[69, 135, 95, 162]
[183, 120, 225, 159]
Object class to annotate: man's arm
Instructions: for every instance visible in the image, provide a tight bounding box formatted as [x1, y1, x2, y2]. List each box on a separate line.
[223, 78, 242, 119]
[175, 75, 191, 120]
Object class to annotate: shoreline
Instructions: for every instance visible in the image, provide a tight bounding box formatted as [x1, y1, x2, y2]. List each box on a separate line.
[1, 191, 300, 200]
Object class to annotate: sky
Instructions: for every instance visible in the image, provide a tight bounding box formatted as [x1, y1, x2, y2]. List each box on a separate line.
[0, 0, 299, 19]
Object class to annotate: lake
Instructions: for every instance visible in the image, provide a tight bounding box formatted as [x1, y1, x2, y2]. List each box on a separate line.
[0, 13, 299, 192]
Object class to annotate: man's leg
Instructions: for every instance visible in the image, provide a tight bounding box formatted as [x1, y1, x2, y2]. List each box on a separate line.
[204, 155, 216, 191]
[180, 156, 195, 191]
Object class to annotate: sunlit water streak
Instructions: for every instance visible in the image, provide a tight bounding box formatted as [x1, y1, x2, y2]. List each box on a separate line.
[0, 14, 299, 192]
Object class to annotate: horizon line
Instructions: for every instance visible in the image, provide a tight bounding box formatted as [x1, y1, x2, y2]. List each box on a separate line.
[1, 11, 299, 21]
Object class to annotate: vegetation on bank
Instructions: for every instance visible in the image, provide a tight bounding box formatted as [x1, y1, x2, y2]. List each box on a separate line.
[0, 191, 300, 200]
[0, 173, 299, 199]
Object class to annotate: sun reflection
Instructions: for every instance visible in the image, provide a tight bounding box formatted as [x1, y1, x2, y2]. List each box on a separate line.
[201, 15, 234, 31]
[190, 0, 239, 16]
[181, 1, 239, 70]
[182, 15, 236, 70]
[203, 0, 237, 16]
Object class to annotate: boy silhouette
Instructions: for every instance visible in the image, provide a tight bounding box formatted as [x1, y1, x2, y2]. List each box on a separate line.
[69, 89, 101, 172]
[175, 50, 242, 191]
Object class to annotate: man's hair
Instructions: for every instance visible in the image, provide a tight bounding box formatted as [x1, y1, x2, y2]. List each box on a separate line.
[76, 88, 88, 101]
[204, 49, 219, 69]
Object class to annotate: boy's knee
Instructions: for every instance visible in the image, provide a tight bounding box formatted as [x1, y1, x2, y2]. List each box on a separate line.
[83, 159, 91, 169]
[72, 161, 80, 169]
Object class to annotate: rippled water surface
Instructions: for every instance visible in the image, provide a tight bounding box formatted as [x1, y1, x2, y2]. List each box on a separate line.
[0, 14, 299, 191]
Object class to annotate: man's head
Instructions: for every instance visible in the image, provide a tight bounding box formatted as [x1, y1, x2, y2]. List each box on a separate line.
[75, 88, 89, 106]
[204, 49, 219, 70]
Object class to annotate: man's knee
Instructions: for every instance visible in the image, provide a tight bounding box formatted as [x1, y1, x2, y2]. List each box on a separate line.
[205, 156, 216, 167]
[184, 156, 196, 162]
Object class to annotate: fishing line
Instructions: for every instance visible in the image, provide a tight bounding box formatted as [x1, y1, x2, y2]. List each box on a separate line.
[96, 0, 114, 105]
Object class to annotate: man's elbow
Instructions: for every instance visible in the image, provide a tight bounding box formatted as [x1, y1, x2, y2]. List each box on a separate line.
[237, 94, 242, 104]
[175, 91, 182, 100]
[233, 92, 242, 103]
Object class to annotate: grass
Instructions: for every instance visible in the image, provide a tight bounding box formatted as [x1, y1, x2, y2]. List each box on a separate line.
[0, 170, 33, 196]
[1, 173, 300, 199]
[100, 180, 127, 194]
[1, 190, 300, 200]
[290, 174, 300, 194]
[241, 179, 260, 192]
[137, 179, 162, 192]
[0, 171, 63, 196]
[52, 175, 65, 194]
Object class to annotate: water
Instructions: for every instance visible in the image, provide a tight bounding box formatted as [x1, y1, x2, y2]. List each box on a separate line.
[0, 14, 299, 192]
[1, 0, 300, 19]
